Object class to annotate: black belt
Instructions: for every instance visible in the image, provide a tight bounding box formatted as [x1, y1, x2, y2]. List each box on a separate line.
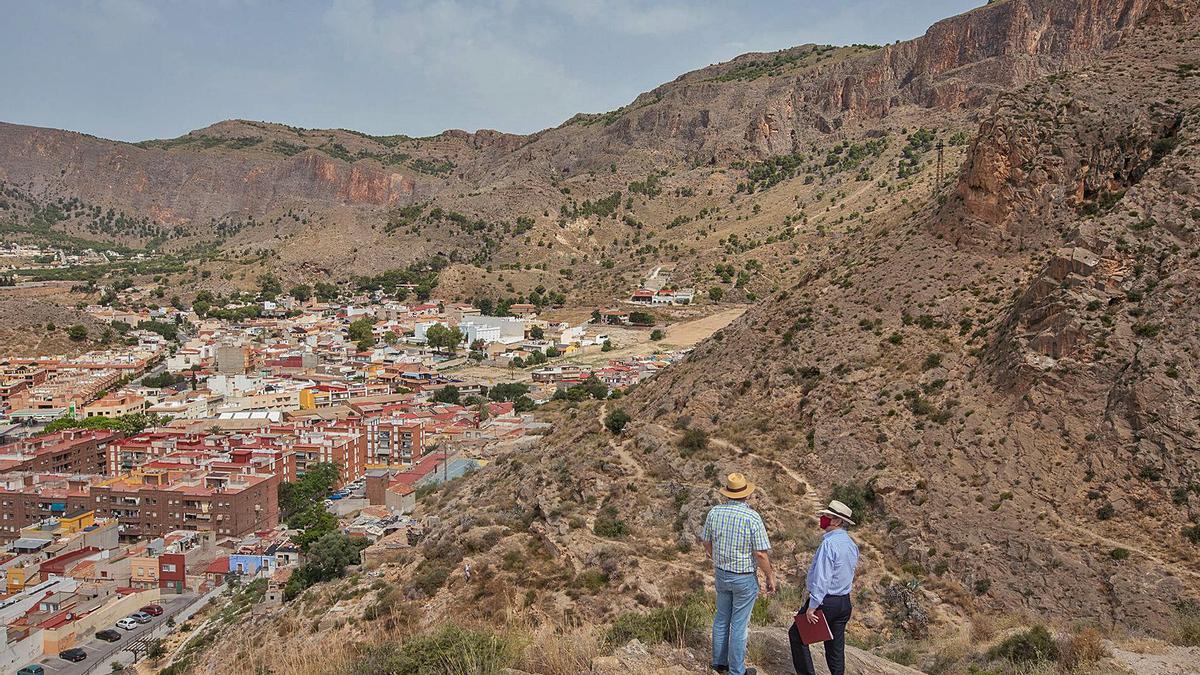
[717, 568, 756, 575]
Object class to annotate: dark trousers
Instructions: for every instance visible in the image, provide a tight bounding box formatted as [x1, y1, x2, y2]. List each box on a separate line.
[788, 594, 851, 675]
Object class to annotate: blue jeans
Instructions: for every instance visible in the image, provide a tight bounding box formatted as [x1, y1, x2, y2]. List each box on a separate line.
[712, 567, 759, 675]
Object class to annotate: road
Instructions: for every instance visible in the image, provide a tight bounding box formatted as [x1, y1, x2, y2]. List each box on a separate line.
[30, 592, 195, 675]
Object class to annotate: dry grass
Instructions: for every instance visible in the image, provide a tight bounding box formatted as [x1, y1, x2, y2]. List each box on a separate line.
[1056, 627, 1109, 671]
[512, 621, 603, 675]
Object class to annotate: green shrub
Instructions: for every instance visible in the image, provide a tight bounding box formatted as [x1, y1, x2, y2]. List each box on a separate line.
[410, 562, 450, 597]
[678, 428, 709, 456]
[604, 408, 631, 434]
[594, 506, 629, 539]
[987, 625, 1058, 663]
[830, 482, 876, 522]
[1109, 548, 1131, 560]
[576, 569, 610, 592]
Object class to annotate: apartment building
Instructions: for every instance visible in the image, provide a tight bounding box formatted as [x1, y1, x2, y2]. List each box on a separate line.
[364, 418, 426, 466]
[91, 470, 279, 541]
[0, 475, 95, 543]
[0, 429, 120, 476]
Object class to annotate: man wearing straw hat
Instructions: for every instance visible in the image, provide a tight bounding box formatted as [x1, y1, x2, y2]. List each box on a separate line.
[700, 473, 776, 675]
[789, 499, 860, 675]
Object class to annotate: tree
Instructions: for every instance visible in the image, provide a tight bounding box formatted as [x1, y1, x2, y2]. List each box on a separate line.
[489, 382, 530, 402]
[137, 320, 178, 342]
[289, 284, 312, 302]
[279, 462, 340, 524]
[544, 346, 559, 358]
[383, 331, 400, 345]
[591, 309, 602, 323]
[258, 273, 282, 299]
[514, 395, 536, 413]
[308, 531, 368, 578]
[470, 339, 487, 351]
[432, 385, 460, 404]
[529, 325, 545, 340]
[601, 339, 613, 352]
[67, 324, 88, 341]
[650, 329, 665, 341]
[44, 412, 169, 436]
[628, 311, 655, 326]
[290, 504, 338, 550]
[425, 324, 463, 353]
[605, 408, 631, 434]
[314, 281, 339, 302]
[709, 287, 724, 302]
[347, 318, 375, 345]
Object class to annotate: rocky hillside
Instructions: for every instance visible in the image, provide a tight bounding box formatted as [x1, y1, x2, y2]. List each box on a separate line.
[1, 0, 1184, 306]
[168, 3, 1200, 674]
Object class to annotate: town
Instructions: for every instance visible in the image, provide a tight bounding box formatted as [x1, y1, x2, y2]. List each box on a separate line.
[0, 275, 703, 673]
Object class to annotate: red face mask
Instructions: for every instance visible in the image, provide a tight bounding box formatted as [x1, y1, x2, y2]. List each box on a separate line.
[819, 515, 832, 529]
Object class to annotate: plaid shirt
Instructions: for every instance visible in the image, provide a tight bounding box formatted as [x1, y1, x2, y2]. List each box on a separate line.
[701, 501, 771, 574]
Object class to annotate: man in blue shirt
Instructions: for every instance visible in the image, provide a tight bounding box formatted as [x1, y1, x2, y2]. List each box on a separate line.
[700, 473, 777, 675]
[789, 499, 860, 675]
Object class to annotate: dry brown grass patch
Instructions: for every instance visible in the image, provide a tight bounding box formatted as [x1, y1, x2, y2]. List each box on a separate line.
[1056, 627, 1109, 671]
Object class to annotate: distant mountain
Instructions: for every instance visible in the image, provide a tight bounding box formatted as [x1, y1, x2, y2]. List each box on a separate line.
[0, 0, 1174, 304]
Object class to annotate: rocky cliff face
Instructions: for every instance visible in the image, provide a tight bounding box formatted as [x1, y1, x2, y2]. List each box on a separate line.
[0, 0, 1179, 255]
[540, 0, 1172, 166]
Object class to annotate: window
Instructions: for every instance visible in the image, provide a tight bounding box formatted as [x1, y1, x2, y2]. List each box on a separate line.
[162, 563, 176, 573]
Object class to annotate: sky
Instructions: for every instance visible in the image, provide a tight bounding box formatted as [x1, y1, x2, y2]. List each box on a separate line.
[0, 0, 981, 142]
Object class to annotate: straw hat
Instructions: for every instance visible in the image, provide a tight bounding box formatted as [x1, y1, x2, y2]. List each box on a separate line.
[719, 473, 756, 499]
[817, 499, 856, 526]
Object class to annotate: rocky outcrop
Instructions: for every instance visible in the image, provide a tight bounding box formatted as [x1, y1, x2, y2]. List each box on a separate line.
[581, 631, 923, 675]
[589, 0, 1173, 161]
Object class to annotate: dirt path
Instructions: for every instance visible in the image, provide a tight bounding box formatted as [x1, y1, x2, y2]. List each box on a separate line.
[1052, 516, 1200, 581]
[598, 401, 648, 483]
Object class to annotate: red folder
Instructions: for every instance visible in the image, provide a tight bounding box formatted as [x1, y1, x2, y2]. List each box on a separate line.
[794, 609, 833, 644]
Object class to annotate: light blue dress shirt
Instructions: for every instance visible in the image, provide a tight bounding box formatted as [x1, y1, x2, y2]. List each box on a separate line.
[806, 528, 859, 609]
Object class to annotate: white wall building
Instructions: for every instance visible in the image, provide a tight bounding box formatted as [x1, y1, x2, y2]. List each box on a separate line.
[465, 316, 526, 344]
[459, 321, 501, 346]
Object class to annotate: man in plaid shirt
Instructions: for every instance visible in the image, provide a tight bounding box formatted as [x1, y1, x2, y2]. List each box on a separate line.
[701, 473, 776, 675]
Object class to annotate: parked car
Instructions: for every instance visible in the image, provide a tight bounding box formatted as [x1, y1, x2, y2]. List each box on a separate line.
[17, 664, 45, 675]
[59, 648, 87, 662]
[130, 611, 153, 624]
[140, 603, 164, 616]
[96, 629, 122, 642]
[116, 617, 139, 630]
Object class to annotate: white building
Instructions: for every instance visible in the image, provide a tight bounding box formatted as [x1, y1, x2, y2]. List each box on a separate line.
[464, 316, 526, 344]
[413, 321, 448, 343]
[460, 321, 501, 346]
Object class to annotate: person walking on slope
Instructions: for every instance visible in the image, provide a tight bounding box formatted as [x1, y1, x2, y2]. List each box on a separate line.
[700, 473, 777, 675]
[789, 499, 860, 675]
